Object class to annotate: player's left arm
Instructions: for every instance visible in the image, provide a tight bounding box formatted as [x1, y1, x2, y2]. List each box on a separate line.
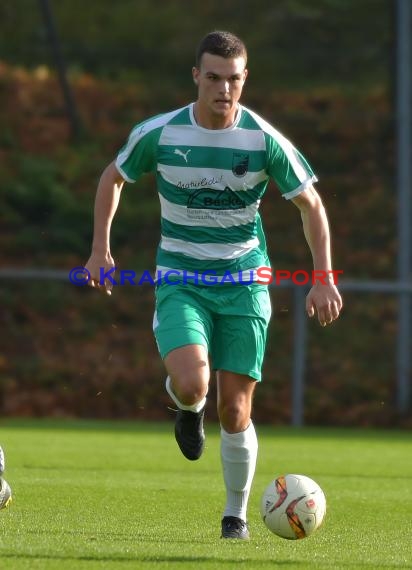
[291, 186, 343, 326]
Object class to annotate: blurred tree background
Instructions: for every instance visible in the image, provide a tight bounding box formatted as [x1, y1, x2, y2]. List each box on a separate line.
[0, 0, 407, 426]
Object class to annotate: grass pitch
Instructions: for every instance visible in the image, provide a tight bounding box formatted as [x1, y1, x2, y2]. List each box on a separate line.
[0, 419, 411, 570]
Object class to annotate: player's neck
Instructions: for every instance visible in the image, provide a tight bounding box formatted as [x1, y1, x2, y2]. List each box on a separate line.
[193, 102, 238, 130]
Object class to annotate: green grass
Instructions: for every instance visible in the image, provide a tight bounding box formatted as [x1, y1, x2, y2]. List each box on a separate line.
[0, 420, 411, 570]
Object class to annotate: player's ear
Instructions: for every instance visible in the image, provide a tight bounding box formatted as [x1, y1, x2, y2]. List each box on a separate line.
[192, 67, 199, 85]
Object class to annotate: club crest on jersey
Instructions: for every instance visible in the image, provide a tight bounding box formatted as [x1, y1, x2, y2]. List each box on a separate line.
[232, 153, 249, 177]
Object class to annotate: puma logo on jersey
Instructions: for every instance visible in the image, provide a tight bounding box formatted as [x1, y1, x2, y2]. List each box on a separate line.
[174, 148, 191, 163]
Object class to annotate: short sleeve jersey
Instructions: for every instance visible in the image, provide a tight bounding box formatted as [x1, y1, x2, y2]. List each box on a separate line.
[116, 103, 317, 277]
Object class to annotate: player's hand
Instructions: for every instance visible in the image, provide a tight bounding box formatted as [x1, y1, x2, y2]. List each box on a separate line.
[84, 252, 116, 296]
[306, 281, 342, 327]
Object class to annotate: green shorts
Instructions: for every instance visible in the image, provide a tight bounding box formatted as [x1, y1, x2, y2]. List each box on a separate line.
[153, 282, 272, 381]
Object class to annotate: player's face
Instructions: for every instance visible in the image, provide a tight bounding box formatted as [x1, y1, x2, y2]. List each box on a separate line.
[192, 53, 248, 129]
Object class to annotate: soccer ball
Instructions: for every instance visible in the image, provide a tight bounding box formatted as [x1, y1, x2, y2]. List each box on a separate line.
[0, 477, 12, 510]
[260, 474, 326, 539]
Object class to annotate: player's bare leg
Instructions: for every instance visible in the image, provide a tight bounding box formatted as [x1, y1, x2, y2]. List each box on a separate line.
[164, 344, 209, 460]
[165, 344, 209, 406]
[217, 371, 256, 433]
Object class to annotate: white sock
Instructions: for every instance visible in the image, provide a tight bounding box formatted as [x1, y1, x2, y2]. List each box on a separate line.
[220, 422, 258, 521]
[165, 376, 206, 413]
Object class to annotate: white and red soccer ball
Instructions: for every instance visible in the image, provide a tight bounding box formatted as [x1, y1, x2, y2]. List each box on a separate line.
[261, 474, 326, 539]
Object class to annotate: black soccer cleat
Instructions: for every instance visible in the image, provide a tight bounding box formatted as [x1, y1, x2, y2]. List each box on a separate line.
[174, 407, 205, 461]
[221, 516, 250, 540]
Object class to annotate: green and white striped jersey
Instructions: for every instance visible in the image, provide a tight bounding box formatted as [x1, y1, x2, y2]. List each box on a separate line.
[116, 103, 317, 279]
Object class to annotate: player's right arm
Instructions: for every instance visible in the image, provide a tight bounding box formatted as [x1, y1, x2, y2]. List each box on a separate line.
[84, 114, 161, 293]
[84, 161, 126, 294]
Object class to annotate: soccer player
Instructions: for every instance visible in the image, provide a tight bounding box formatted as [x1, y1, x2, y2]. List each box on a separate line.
[85, 31, 342, 540]
[0, 445, 12, 511]
[0, 446, 4, 475]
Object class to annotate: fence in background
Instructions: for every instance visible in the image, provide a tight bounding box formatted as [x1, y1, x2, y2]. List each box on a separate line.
[291, 279, 412, 426]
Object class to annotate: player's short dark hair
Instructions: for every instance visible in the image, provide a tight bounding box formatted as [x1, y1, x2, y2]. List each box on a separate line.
[195, 31, 247, 68]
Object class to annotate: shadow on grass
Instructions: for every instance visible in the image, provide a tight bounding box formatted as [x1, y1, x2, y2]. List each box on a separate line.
[1, 419, 411, 441]
[0, 552, 401, 568]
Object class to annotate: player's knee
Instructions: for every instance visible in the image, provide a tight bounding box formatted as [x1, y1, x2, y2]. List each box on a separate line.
[218, 400, 250, 433]
[172, 377, 208, 406]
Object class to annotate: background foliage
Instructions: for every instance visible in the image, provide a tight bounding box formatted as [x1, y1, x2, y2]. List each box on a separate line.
[0, 0, 408, 426]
